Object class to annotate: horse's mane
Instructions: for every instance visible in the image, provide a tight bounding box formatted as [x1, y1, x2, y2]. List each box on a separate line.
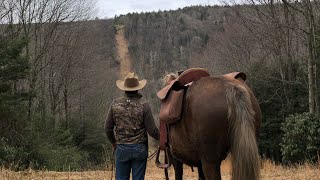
[163, 73, 177, 86]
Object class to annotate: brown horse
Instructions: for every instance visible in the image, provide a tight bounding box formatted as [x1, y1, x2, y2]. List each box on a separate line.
[163, 72, 261, 180]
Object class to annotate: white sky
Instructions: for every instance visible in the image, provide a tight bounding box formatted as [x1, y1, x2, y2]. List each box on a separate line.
[96, 0, 221, 18]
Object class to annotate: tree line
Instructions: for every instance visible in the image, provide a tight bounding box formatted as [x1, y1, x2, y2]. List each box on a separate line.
[1, 0, 319, 171]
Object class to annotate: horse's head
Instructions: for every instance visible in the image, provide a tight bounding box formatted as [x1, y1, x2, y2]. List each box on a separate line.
[163, 73, 177, 86]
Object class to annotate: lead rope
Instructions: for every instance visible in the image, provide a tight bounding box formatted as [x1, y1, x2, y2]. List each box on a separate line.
[147, 149, 158, 161]
[111, 149, 115, 180]
[164, 152, 169, 180]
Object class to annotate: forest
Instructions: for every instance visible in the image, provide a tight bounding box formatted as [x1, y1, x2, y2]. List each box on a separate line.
[1, 0, 320, 171]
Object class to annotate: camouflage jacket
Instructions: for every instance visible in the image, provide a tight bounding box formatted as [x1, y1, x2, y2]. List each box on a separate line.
[105, 92, 159, 144]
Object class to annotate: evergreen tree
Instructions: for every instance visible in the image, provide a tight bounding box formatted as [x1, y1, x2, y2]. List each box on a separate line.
[0, 29, 30, 168]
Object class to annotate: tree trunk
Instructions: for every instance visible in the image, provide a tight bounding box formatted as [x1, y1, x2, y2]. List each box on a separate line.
[304, 0, 318, 115]
[283, 2, 294, 82]
[64, 81, 69, 129]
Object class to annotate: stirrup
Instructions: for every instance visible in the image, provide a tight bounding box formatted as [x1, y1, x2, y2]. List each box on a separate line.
[155, 146, 171, 169]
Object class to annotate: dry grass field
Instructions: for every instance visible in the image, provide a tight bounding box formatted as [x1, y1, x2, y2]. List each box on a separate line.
[1, 159, 319, 180]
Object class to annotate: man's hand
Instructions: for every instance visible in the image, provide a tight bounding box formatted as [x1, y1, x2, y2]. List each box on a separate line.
[112, 143, 117, 150]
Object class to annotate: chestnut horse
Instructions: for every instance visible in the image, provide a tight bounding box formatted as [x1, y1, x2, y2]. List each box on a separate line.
[163, 72, 261, 180]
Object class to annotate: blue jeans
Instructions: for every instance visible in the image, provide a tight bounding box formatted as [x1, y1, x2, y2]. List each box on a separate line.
[115, 143, 148, 180]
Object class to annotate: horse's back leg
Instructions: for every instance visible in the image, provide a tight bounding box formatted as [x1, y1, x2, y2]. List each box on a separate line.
[201, 160, 221, 180]
[172, 158, 183, 180]
[198, 163, 206, 180]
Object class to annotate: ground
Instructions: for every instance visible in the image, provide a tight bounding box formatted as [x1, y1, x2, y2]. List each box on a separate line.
[1, 159, 319, 180]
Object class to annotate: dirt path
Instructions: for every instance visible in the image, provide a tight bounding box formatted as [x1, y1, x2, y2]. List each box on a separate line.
[115, 25, 132, 79]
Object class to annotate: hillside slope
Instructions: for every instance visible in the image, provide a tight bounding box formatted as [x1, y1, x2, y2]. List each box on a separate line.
[115, 25, 132, 78]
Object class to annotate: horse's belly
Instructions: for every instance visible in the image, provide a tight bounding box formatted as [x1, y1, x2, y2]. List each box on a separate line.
[169, 130, 200, 166]
[170, 146, 199, 166]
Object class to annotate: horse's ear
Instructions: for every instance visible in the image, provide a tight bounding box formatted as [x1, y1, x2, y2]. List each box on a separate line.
[234, 72, 246, 81]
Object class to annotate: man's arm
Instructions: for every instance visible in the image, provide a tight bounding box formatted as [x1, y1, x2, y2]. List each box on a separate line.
[143, 102, 160, 140]
[105, 106, 116, 144]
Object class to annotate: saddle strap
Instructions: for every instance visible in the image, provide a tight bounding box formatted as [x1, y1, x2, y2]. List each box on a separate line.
[155, 120, 171, 169]
[159, 120, 168, 150]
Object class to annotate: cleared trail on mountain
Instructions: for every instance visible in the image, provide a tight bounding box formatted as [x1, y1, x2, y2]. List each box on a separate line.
[115, 25, 132, 78]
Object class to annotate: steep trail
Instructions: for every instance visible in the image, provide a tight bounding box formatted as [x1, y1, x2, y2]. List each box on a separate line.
[115, 25, 132, 79]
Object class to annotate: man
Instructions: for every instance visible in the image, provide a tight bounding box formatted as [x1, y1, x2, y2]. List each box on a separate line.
[105, 72, 159, 180]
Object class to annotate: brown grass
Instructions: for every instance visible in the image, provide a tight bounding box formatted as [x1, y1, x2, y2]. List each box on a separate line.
[1, 159, 319, 180]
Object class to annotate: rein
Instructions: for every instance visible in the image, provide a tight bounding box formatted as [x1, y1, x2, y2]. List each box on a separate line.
[155, 121, 171, 180]
[147, 149, 158, 161]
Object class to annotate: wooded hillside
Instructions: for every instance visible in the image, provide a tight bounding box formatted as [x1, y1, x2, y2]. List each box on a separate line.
[1, 0, 320, 170]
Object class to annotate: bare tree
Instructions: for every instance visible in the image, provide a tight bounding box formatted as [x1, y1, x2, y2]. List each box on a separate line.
[223, 0, 319, 115]
[1, 0, 96, 123]
[280, 0, 319, 114]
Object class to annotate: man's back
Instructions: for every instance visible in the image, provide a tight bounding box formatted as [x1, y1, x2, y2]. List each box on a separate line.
[112, 95, 147, 144]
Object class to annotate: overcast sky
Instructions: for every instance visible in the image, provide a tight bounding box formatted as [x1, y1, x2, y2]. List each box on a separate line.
[96, 0, 221, 18]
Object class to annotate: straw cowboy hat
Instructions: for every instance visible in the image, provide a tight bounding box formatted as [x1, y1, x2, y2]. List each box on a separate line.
[116, 72, 147, 91]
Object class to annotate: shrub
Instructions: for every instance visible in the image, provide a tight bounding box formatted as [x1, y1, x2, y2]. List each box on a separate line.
[280, 112, 320, 164]
[37, 144, 88, 171]
[0, 138, 29, 170]
[28, 128, 90, 171]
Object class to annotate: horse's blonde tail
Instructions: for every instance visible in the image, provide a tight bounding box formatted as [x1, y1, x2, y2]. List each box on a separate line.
[226, 85, 260, 180]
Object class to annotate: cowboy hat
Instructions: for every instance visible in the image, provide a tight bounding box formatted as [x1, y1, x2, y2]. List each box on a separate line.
[116, 72, 147, 91]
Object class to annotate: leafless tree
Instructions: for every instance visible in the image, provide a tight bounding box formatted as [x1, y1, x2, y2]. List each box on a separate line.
[2, 0, 95, 122]
[221, 0, 319, 115]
